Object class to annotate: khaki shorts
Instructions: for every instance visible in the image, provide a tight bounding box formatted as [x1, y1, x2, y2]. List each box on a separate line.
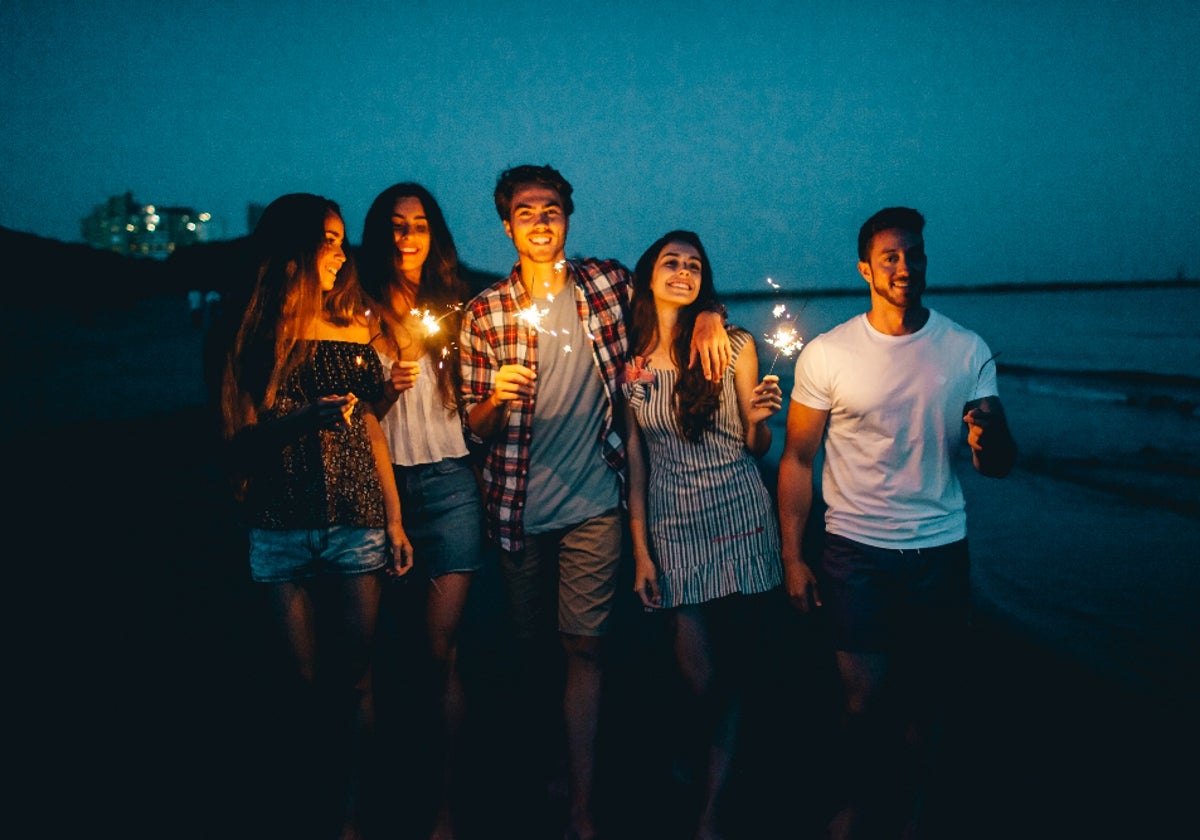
[500, 510, 623, 639]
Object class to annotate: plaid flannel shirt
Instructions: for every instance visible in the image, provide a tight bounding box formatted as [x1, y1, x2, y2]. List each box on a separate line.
[460, 258, 630, 553]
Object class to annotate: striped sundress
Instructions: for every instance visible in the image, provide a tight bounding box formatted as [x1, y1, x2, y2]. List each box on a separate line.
[625, 330, 783, 608]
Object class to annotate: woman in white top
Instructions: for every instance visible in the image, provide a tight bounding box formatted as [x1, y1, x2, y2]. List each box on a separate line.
[359, 182, 484, 840]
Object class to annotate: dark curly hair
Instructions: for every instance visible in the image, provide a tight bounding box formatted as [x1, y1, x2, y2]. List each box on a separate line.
[493, 164, 575, 221]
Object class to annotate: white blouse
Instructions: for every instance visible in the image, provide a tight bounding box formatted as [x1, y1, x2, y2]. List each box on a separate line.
[374, 349, 469, 466]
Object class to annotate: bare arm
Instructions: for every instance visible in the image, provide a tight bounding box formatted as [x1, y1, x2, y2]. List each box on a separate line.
[370, 359, 420, 418]
[364, 407, 412, 575]
[227, 393, 356, 456]
[732, 338, 782, 458]
[624, 402, 661, 609]
[777, 400, 827, 613]
[963, 395, 1017, 478]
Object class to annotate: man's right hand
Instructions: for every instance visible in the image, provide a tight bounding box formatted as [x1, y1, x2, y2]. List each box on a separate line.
[783, 557, 822, 614]
[492, 364, 536, 405]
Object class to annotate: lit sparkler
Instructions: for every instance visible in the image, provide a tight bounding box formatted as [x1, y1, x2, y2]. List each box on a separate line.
[408, 303, 466, 368]
[411, 307, 442, 335]
[762, 277, 807, 375]
[517, 295, 577, 354]
[517, 303, 549, 333]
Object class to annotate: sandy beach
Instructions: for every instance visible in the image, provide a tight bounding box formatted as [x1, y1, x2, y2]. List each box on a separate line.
[5, 294, 1196, 839]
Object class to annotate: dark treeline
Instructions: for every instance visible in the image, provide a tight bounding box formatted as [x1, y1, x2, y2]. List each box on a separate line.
[1, 226, 503, 316]
[9, 226, 1192, 318]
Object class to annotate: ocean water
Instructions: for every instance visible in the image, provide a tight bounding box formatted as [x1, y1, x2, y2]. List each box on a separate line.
[5, 285, 1196, 514]
[727, 283, 1200, 515]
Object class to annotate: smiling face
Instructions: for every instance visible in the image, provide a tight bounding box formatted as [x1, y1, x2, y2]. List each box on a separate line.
[502, 183, 569, 266]
[317, 211, 347, 291]
[391, 194, 430, 282]
[858, 227, 926, 310]
[650, 239, 703, 309]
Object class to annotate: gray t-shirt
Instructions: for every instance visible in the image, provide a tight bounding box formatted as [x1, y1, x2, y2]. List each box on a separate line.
[525, 289, 620, 533]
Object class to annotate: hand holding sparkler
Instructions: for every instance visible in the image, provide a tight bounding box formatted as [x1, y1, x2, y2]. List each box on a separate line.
[747, 374, 783, 425]
[963, 351, 1005, 450]
[386, 359, 421, 396]
[305, 393, 357, 430]
[491, 363, 536, 406]
[962, 353, 1017, 476]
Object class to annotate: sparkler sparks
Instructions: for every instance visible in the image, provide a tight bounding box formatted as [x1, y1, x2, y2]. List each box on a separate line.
[762, 277, 807, 375]
[411, 307, 442, 335]
[517, 293, 577, 354]
[517, 303, 549, 332]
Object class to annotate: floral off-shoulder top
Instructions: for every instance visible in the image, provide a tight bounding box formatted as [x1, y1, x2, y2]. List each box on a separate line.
[242, 340, 387, 530]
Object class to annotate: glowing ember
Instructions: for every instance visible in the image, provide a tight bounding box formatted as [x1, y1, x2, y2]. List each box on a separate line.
[765, 325, 803, 359]
[762, 276, 807, 375]
[518, 303, 549, 332]
[410, 307, 441, 335]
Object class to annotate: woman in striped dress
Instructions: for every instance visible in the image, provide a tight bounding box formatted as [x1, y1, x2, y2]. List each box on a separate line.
[622, 230, 784, 840]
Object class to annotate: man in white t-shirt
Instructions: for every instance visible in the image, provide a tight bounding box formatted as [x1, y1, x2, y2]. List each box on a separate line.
[777, 206, 1017, 839]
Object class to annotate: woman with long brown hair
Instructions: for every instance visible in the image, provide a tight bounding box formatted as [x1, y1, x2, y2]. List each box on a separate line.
[221, 192, 412, 840]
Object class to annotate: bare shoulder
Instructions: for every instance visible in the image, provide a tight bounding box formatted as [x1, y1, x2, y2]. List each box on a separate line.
[312, 313, 374, 343]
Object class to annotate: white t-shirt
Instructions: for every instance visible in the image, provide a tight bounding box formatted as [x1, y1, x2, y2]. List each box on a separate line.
[790, 309, 998, 549]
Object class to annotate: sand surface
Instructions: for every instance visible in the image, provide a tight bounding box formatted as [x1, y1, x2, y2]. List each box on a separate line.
[4, 295, 1195, 839]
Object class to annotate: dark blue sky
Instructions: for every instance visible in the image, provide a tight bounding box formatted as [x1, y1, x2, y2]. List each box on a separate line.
[2, 1, 1197, 291]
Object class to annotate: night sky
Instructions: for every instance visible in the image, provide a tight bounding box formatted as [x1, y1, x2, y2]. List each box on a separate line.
[2, 0, 1197, 291]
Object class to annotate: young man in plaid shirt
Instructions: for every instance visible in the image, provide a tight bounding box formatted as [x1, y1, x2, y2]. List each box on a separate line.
[460, 164, 729, 840]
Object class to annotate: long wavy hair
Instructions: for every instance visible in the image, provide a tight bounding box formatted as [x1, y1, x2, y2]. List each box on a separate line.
[358, 182, 470, 410]
[629, 230, 726, 442]
[220, 193, 361, 439]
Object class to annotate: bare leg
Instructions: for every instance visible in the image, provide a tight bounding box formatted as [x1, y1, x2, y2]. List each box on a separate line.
[264, 582, 321, 835]
[268, 580, 320, 685]
[673, 606, 739, 840]
[561, 632, 603, 840]
[829, 650, 892, 840]
[426, 571, 474, 840]
[331, 572, 383, 840]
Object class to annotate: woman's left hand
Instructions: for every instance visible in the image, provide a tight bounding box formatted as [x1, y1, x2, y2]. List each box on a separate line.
[747, 374, 782, 424]
[386, 526, 414, 576]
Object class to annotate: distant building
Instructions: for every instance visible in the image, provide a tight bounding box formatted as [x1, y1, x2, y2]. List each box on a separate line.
[81, 191, 216, 259]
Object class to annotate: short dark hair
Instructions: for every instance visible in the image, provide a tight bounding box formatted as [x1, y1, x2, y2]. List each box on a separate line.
[493, 164, 574, 221]
[858, 207, 925, 261]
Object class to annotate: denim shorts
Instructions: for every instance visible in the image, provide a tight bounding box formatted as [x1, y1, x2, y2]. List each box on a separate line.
[248, 526, 388, 583]
[500, 509, 623, 639]
[821, 532, 970, 654]
[395, 456, 487, 578]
